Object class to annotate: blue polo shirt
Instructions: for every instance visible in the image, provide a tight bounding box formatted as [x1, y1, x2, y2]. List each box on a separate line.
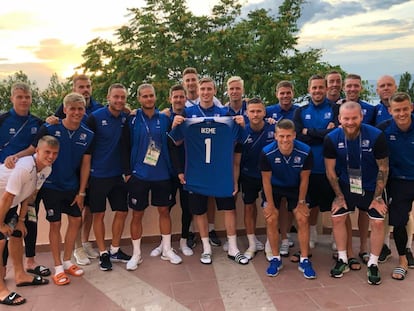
[87, 107, 128, 178]
[294, 98, 337, 174]
[378, 117, 414, 180]
[374, 101, 392, 125]
[33, 121, 94, 191]
[324, 124, 388, 191]
[127, 109, 172, 181]
[0, 109, 43, 163]
[184, 104, 226, 118]
[266, 104, 297, 121]
[240, 122, 275, 179]
[260, 140, 313, 187]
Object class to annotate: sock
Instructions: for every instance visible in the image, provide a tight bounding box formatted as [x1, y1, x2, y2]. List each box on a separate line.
[270, 255, 281, 261]
[110, 245, 120, 254]
[99, 251, 108, 256]
[227, 235, 239, 256]
[338, 250, 347, 263]
[131, 238, 141, 258]
[265, 239, 271, 252]
[55, 265, 64, 276]
[281, 239, 289, 246]
[310, 225, 317, 236]
[247, 234, 256, 250]
[300, 256, 308, 263]
[201, 237, 212, 254]
[180, 238, 188, 248]
[367, 254, 379, 267]
[161, 234, 172, 252]
[208, 223, 215, 232]
[63, 260, 73, 270]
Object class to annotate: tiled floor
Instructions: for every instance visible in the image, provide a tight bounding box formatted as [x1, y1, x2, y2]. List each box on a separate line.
[3, 234, 414, 310]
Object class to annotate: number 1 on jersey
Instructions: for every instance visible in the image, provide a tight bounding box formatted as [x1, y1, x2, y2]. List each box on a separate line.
[205, 138, 211, 164]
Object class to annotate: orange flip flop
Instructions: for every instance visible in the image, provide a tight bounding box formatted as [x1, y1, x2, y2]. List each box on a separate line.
[53, 272, 70, 286]
[64, 264, 84, 277]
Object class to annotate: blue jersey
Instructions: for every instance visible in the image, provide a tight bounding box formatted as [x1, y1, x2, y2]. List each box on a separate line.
[0, 109, 43, 163]
[169, 116, 243, 197]
[87, 107, 128, 178]
[265, 104, 297, 121]
[225, 100, 248, 116]
[34, 121, 94, 191]
[127, 109, 172, 181]
[374, 102, 392, 125]
[260, 140, 313, 187]
[240, 122, 275, 179]
[377, 117, 414, 180]
[294, 98, 337, 174]
[324, 124, 388, 191]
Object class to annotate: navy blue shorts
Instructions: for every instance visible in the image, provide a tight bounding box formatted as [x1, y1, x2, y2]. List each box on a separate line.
[188, 193, 235, 215]
[89, 176, 128, 213]
[331, 182, 383, 220]
[388, 179, 414, 227]
[308, 174, 335, 212]
[263, 186, 303, 211]
[240, 174, 262, 204]
[38, 188, 82, 222]
[127, 176, 173, 211]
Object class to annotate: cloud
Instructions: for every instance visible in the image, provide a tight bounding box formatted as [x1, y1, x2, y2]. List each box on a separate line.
[0, 62, 57, 89]
[363, 0, 410, 10]
[0, 11, 38, 30]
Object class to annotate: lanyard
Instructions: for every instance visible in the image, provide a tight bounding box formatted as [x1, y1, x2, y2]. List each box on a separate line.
[344, 132, 362, 171]
[140, 111, 158, 140]
[197, 105, 207, 117]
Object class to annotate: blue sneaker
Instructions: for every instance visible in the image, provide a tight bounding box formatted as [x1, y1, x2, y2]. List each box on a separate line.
[266, 258, 282, 277]
[298, 259, 316, 279]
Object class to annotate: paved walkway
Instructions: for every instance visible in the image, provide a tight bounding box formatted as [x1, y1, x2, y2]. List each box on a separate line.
[3, 235, 414, 310]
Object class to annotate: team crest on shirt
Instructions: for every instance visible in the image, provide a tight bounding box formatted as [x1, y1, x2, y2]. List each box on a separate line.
[324, 112, 332, 119]
[101, 120, 108, 126]
[294, 156, 301, 164]
[272, 113, 278, 119]
[54, 130, 61, 137]
[267, 131, 274, 138]
[362, 109, 367, 115]
[362, 139, 370, 147]
[305, 114, 311, 120]
[79, 133, 87, 141]
[389, 135, 396, 141]
[338, 142, 345, 149]
[9, 128, 16, 135]
[31, 127, 37, 134]
[274, 157, 281, 163]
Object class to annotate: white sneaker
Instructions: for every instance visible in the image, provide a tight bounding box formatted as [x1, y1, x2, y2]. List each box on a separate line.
[150, 244, 162, 257]
[309, 228, 318, 249]
[280, 243, 289, 257]
[83, 242, 99, 259]
[161, 248, 182, 264]
[180, 239, 194, 256]
[200, 253, 212, 264]
[126, 255, 143, 271]
[74, 247, 91, 265]
[255, 239, 265, 251]
[244, 248, 257, 260]
[286, 233, 294, 247]
[222, 240, 229, 252]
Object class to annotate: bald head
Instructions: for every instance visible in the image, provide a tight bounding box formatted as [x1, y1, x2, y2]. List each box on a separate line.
[376, 75, 397, 105]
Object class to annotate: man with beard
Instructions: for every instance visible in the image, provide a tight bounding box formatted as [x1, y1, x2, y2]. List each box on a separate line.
[324, 101, 389, 285]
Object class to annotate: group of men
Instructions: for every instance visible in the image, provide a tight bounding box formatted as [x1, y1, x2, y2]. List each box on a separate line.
[0, 68, 412, 306]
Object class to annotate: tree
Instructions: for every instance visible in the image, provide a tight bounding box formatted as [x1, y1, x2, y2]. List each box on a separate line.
[78, 0, 338, 106]
[398, 72, 414, 99]
[40, 73, 72, 117]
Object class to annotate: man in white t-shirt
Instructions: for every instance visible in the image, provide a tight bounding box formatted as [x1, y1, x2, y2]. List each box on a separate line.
[0, 135, 59, 306]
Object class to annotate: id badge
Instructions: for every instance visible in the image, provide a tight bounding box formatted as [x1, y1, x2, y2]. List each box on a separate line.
[143, 139, 160, 166]
[348, 168, 363, 195]
[27, 205, 37, 223]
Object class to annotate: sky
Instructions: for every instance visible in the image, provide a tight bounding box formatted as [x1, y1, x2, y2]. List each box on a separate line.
[1, 0, 413, 89]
